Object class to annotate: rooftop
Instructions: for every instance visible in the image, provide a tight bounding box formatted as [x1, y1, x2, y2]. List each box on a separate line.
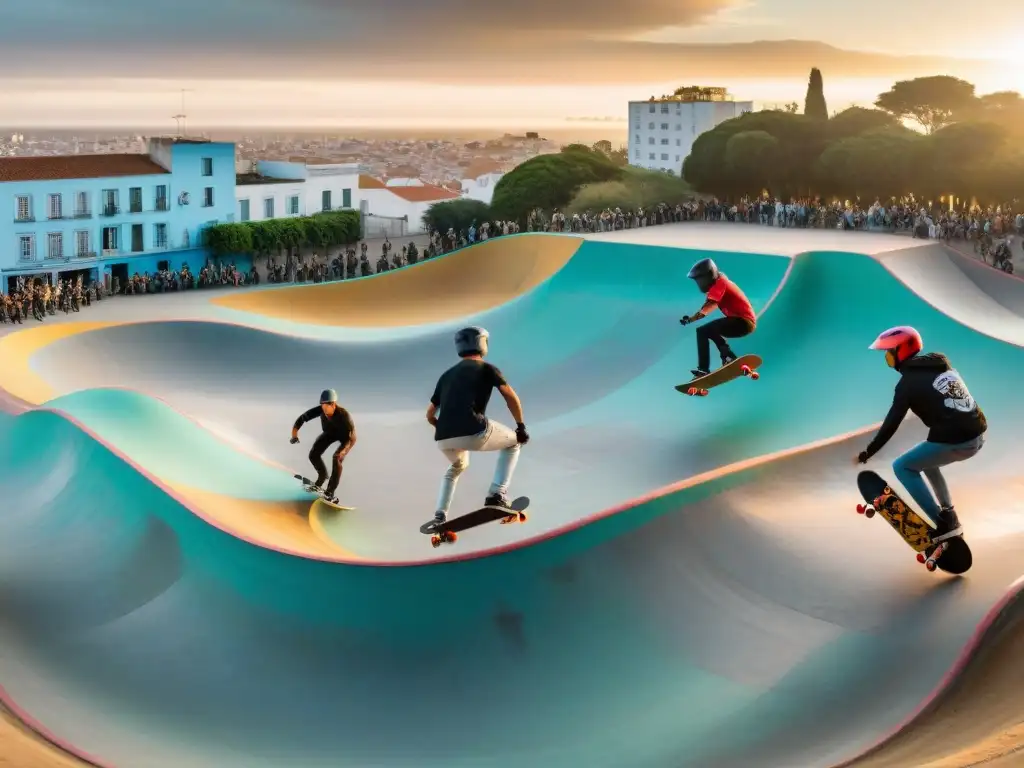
[149, 136, 214, 145]
[358, 174, 459, 202]
[236, 173, 303, 186]
[0, 154, 171, 183]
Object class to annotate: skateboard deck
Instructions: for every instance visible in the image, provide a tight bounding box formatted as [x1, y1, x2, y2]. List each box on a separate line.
[294, 474, 355, 511]
[676, 354, 762, 396]
[855, 470, 971, 574]
[420, 496, 530, 548]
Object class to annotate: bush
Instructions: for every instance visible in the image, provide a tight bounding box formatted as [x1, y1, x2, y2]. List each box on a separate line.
[567, 167, 694, 213]
[422, 199, 492, 234]
[204, 210, 360, 257]
[490, 146, 621, 222]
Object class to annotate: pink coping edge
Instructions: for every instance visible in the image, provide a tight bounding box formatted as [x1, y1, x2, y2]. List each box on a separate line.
[941, 241, 1024, 286]
[0, 686, 112, 767]
[833, 574, 1024, 767]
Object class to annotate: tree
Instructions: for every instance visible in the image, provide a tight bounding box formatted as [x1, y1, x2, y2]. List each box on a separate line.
[566, 167, 693, 214]
[804, 68, 828, 120]
[874, 76, 976, 133]
[826, 107, 899, 140]
[203, 210, 359, 259]
[566, 181, 640, 215]
[592, 140, 613, 154]
[490, 147, 621, 221]
[422, 198, 492, 234]
[783, 102, 799, 114]
[814, 128, 921, 200]
[724, 131, 781, 193]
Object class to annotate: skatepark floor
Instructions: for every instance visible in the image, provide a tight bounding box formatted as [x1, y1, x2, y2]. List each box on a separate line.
[2, 223, 1024, 768]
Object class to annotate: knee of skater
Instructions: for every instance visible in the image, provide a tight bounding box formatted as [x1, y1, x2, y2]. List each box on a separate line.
[446, 459, 468, 478]
[308, 450, 319, 463]
[505, 443, 521, 456]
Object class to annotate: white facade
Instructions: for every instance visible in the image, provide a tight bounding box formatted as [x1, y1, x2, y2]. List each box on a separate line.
[235, 180, 307, 223]
[460, 172, 504, 205]
[628, 99, 754, 174]
[235, 160, 364, 223]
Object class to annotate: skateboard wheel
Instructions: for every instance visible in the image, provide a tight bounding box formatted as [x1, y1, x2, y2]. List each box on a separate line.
[699, 389, 709, 396]
[916, 553, 926, 563]
[925, 560, 937, 572]
[686, 387, 698, 396]
[864, 508, 875, 519]
[741, 365, 750, 375]
[749, 371, 760, 380]
[448, 532, 458, 543]
[518, 512, 528, 522]
[431, 536, 441, 548]
[856, 504, 866, 515]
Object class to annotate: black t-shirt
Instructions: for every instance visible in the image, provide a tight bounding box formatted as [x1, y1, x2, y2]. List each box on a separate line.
[430, 359, 508, 440]
[294, 405, 355, 442]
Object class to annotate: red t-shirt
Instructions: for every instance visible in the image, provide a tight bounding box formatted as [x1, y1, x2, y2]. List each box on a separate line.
[706, 275, 756, 323]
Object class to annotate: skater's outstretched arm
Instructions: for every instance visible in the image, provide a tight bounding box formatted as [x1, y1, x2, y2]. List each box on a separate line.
[681, 299, 717, 324]
[859, 386, 910, 461]
[498, 384, 524, 425]
[290, 407, 320, 442]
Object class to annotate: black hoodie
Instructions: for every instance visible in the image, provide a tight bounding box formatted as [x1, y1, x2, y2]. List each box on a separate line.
[864, 353, 987, 458]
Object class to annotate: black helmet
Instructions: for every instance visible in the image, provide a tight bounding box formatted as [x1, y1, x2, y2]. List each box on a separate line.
[320, 389, 338, 404]
[454, 326, 489, 357]
[687, 258, 719, 293]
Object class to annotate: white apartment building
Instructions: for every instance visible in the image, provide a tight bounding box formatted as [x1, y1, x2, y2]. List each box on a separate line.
[628, 87, 754, 174]
[234, 159, 363, 224]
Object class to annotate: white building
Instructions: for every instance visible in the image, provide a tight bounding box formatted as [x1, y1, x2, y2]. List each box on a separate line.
[234, 159, 363, 224]
[358, 175, 459, 235]
[628, 87, 754, 174]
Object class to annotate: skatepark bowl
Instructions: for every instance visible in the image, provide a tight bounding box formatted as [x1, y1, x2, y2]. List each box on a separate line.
[2, 223, 1024, 767]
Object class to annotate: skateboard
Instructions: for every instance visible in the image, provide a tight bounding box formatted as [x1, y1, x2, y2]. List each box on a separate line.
[294, 474, 355, 511]
[855, 470, 971, 574]
[419, 496, 530, 548]
[675, 354, 762, 397]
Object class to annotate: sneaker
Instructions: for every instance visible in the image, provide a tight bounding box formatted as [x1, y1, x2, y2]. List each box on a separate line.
[933, 506, 962, 539]
[484, 493, 510, 509]
[432, 511, 447, 526]
[721, 353, 737, 366]
[690, 368, 710, 380]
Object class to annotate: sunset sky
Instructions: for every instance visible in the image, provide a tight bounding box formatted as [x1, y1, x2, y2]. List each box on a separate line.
[1, 0, 1021, 130]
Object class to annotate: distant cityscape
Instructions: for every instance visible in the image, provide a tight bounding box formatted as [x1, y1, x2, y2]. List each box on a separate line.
[0, 126, 629, 184]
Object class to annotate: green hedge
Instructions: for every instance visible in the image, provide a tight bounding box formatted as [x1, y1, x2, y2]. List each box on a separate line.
[204, 210, 361, 257]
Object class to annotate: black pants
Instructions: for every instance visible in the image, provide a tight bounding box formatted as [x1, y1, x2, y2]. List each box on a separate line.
[696, 317, 755, 371]
[310, 432, 346, 495]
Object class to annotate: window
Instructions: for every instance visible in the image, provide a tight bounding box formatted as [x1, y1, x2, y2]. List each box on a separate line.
[288, 196, 299, 215]
[202, 157, 213, 176]
[75, 191, 90, 217]
[131, 223, 144, 252]
[155, 185, 168, 211]
[648, 104, 655, 112]
[322, 190, 331, 211]
[675, 155, 681, 162]
[154, 223, 167, 248]
[660, 104, 668, 113]
[648, 153, 655, 160]
[661, 153, 669, 161]
[660, 123, 668, 130]
[203, 187, 214, 207]
[129, 187, 142, 213]
[342, 188, 351, 208]
[264, 198, 274, 218]
[648, 137, 654, 145]
[675, 124, 681, 131]
[102, 226, 119, 253]
[102, 189, 118, 215]
[47, 232, 63, 260]
[660, 138, 669, 145]
[634, 134, 640, 143]
[15, 195, 32, 221]
[239, 199, 250, 221]
[75, 230, 90, 257]
[48, 193, 62, 219]
[18, 234, 34, 261]
[676, 139, 681, 146]
[648, 122, 654, 129]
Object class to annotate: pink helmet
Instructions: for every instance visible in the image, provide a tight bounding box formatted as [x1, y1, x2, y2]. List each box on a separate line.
[869, 326, 922, 367]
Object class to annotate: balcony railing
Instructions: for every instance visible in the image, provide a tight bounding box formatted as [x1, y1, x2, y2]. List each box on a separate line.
[101, 248, 121, 257]
[14, 215, 35, 223]
[75, 251, 98, 260]
[47, 212, 65, 220]
[44, 252, 65, 261]
[100, 206, 120, 217]
[129, 204, 143, 214]
[17, 254, 37, 263]
[73, 210, 92, 219]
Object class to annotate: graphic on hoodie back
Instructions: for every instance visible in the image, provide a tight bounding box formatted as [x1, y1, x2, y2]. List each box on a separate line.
[932, 369, 976, 413]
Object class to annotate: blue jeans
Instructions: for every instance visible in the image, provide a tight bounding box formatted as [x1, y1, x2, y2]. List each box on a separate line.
[892, 436, 985, 522]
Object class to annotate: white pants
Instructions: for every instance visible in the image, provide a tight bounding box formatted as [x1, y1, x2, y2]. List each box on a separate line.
[435, 420, 520, 515]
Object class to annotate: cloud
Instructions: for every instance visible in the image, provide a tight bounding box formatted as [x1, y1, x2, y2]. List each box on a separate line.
[0, 0, 998, 84]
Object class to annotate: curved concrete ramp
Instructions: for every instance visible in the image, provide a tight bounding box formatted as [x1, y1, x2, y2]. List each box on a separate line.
[210, 233, 582, 326]
[0, 224, 1022, 767]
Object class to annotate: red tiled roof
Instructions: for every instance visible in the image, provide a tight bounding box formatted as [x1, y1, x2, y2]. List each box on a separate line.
[0, 154, 170, 183]
[358, 174, 387, 189]
[387, 184, 461, 203]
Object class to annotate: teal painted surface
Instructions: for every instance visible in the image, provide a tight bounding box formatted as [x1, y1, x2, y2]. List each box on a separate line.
[1, 238, 1023, 767]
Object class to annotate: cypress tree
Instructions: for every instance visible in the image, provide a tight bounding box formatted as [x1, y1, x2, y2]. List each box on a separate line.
[804, 68, 828, 120]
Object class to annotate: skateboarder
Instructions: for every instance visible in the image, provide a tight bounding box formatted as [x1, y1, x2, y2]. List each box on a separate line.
[680, 258, 756, 380]
[290, 389, 357, 504]
[425, 326, 530, 526]
[855, 326, 987, 537]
